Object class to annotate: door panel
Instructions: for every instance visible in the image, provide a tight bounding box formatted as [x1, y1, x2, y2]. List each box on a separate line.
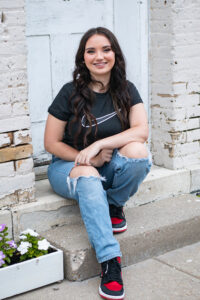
[27, 35, 52, 123]
[51, 33, 84, 98]
[114, 0, 141, 95]
[26, 0, 105, 35]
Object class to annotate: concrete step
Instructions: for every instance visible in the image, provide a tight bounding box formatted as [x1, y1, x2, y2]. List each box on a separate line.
[9, 164, 198, 239]
[39, 193, 200, 281]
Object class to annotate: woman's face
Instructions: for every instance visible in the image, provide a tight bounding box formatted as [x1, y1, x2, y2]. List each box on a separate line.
[84, 34, 115, 79]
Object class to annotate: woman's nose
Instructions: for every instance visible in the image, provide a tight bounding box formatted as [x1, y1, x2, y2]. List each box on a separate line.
[96, 51, 104, 60]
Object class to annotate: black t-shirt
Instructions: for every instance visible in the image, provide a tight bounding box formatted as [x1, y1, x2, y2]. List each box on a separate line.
[48, 81, 143, 150]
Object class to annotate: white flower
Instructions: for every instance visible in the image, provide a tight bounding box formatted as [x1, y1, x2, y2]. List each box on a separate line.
[17, 241, 32, 255]
[19, 235, 27, 240]
[38, 239, 50, 251]
[21, 228, 39, 237]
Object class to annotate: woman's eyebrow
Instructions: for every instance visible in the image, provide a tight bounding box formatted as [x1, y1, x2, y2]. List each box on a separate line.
[85, 45, 111, 51]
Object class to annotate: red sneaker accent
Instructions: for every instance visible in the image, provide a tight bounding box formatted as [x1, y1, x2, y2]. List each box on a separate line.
[104, 281, 123, 292]
[117, 257, 121, 264]
[111, 217, 124, 224]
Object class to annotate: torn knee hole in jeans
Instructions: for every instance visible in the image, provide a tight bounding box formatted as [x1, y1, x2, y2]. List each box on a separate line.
[66, 175, 106, 195]
[116, 149, 152, 163]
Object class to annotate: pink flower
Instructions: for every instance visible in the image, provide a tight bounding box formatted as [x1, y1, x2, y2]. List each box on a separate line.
[0, 259, 5, 267]
[0, 224, 6, 232]
[0, 251, 5, 260]
[6, 240, 17, 248]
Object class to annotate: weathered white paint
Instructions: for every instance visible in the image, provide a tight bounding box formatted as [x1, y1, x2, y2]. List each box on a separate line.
[140, 0, 149, 113]
[103, 0, 114, 32]
[51, 33, 83, 98]
[26, 0, 104, 36]
[27, 35, 52, 123]
[26, 0, 149, 167]
[114, 0, 149, 109]
[114, 0, 141, 88]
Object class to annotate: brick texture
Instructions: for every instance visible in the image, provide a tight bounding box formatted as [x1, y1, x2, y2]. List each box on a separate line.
[150, 0, 200, 169]
[0, 144, 33, 163]
[13, 129, 31, 145]
[0, 0, 35, 205]
[0, 132, 12, 147]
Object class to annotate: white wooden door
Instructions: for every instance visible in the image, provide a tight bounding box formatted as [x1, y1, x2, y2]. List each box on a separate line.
[26, 0, 148, 169]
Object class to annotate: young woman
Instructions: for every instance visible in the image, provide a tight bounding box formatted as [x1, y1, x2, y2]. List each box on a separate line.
[44, 27, 151, 300]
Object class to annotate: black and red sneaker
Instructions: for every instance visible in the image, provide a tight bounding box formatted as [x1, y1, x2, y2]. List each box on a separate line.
[99, 257, 124, 300]
[109, 205, 127, 233]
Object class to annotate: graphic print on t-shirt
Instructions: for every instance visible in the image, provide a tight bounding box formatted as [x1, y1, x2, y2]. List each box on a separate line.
[81, 110, 121, 128]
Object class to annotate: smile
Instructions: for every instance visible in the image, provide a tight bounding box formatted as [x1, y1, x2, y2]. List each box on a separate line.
[93, 62, 108, 69]
[93, 62, 107, 66]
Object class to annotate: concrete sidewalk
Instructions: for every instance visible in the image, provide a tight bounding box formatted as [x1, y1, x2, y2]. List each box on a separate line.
[8, 241, 200, 300]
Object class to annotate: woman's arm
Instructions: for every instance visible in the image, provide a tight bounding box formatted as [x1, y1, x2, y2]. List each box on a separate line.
[98, 103, 149, 149]
[74, 103, 149, 165]
[44, 114, 113, 167]
[44, 114, 79, 161]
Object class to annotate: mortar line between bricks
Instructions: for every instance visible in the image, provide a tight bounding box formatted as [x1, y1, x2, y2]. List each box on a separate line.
[153, 257, 200, 281]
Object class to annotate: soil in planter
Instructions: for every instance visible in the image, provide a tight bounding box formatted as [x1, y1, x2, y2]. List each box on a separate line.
[6, 247, 57, 267]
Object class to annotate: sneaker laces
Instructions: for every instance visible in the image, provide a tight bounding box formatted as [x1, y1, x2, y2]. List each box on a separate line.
[101, 258, 123, 285]
[109, 205, 125, 220]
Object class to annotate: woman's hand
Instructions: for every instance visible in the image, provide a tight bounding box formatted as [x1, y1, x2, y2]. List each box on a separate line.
[74, 142, 102, 166]
[91, 149, 113, 167]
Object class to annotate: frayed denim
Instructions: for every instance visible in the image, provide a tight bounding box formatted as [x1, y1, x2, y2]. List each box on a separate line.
[47, 148, 152, 263]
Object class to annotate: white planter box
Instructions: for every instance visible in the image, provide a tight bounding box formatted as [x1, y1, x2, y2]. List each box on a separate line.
[0, 245, 64, 299]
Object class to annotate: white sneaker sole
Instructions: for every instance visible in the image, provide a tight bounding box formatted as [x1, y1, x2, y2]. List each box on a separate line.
[112, 223, 127, 233]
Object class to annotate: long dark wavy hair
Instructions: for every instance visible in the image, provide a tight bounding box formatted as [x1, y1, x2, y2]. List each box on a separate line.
[68, 27, 131, 149]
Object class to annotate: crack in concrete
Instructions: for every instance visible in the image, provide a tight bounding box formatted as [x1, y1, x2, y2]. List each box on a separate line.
[153, 257, 200, 281]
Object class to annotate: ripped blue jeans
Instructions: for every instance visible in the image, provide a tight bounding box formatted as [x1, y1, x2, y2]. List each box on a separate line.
[47, 149, 152, 263]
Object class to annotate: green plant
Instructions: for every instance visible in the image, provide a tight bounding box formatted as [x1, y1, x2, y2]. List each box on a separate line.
[0, 225, 51, 268]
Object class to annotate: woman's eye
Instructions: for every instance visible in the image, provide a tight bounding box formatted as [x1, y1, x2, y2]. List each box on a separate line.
[87, 50, 95, 54]
[104, 48, 111, 52]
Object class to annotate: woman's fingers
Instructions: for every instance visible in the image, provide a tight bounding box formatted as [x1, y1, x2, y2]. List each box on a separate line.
[75, 147, 113, 166]
[75, 152, 92, 166]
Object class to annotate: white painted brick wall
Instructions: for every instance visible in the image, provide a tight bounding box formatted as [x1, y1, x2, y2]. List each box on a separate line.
[0, 103, 12, 118]
[0, 0, 35, 205]
[0, 172, 35, 199]
[0, 71, 27, 90]
[0, 133, 11, 147]
[0, 26, 25, 41]
[0, 55, 27, 72]
[3, 10, 26, 26]
[12, 101, 29, 116]
[15, 158, 33, 175]
[17, 187, 35, 203]
[13, 130, 31, 145]
[0, 86, 27, 104]
[0, 1, 25, 9]
[0, 161, 14, 177]
[187, 129, 200, 142]
[152, 94, 200, 108]
[0, 116, 30, 133]
[150, 0, 200, 169]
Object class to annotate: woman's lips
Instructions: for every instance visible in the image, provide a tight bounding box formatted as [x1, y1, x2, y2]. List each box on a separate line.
[93, 62, 107, 68]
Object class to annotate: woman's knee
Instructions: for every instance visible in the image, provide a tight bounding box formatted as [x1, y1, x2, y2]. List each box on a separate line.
[69, 165, 100, 178]
[119, 142, 148, 159]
